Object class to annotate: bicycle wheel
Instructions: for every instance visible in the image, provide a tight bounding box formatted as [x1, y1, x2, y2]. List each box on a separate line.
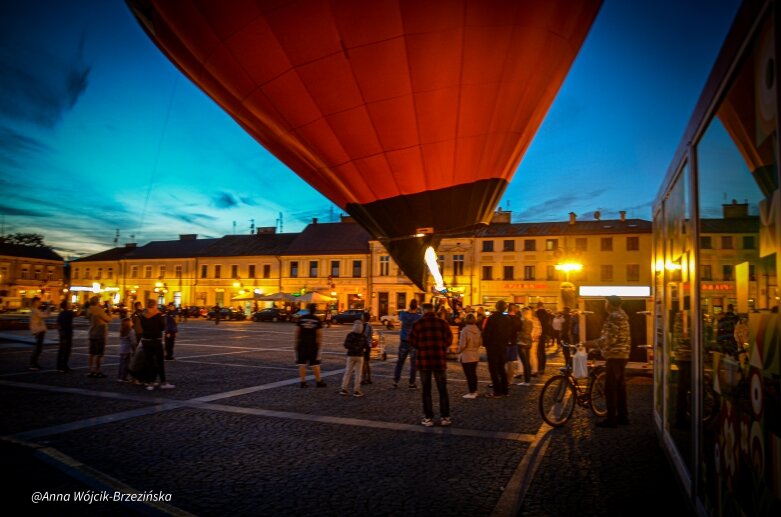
[589, 369, 608, 417]
[539, 375, 576, 426]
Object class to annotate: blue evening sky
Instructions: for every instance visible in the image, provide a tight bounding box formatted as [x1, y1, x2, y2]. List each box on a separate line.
[0, 1, 741, 259]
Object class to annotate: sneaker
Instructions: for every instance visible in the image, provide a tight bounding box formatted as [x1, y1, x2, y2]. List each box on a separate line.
[339, 389, 349, 396]
[315, 381, 327, 388]
[440, 417, 452, 427]
[300, 382, 308, 388]
[421, 417, 434, 427]
[408, 383, 417, 390]
[160, 383, 175, 389]
[353, 391, 364, 397]
[515, 382, 531, 386]
[462, 393, 478, 399]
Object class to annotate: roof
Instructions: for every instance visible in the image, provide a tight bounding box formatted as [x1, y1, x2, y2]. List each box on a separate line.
[475, 219, 652, 238]
[71, 246, 139, 263]
[0, 243, 63, 262]
[201, 233, 298, 257]
[284, 222, 371, 255]
[700, 217, 758, 234]
[124, 238, 220, 260]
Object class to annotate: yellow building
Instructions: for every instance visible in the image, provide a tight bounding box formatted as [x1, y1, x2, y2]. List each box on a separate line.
[0, 243, 64, 309]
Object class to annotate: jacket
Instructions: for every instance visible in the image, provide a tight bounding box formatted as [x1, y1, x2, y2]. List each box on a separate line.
[343, 331, 367, 357]
[88, 305, 113, 339]
[589, 308, 631, 360]
[29, 307, 51, 334]
[482, 312, 513, 351]
[458, 324, 482, 363]
[409, 313, 452, 371]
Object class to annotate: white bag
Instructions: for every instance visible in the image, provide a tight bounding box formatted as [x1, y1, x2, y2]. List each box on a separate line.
[572, 345, 589, 379]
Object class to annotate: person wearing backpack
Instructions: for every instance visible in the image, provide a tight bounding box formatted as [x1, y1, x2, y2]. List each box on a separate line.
[340, 320, 368, 397]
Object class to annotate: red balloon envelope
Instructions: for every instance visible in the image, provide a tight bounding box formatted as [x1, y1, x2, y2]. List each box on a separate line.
[128, 0, 601, 290]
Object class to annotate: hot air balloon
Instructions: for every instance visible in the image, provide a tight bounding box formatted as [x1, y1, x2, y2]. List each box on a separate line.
[127, 0, 602, 290]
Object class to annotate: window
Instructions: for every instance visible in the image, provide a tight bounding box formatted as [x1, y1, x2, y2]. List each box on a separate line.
[482, 240, 494, 252]
[503, 240, 515, 251]
[523, 265, 535, 280]
[749, 264, 756, 281]
[330, 261, 340, 278]
[73, 267, 79, 280]
[453, 255, 464, 276]
[144, 266, 152, 278]
[721, 236, 734, 249]
[290, 261, 298, 278]
[523, 239, 536, 251]
[575, 238, 588, 251]
[200, 265, 208, 279]
[723, 265, 733, 281]
[600, 238, 613, 251]
[701, 264, 713, 281]
[159, 265, 166, 278]
[263, 264, 271, 279]
[742, 236, 755, 249]
[128, 266, 137, 279]
[626, 264, 640, 282]
[95, 268, 102, 280]
[438, 255, 444, 274]
[626, 236, 639, 251]
[482, 266, 493, 280]
[46, 267, 54, 281]
[231, 264, 238, 278]
[545, 239, 558, 251]
[600, 265, 613, 281]
[246, 264, 254, 278]
[503, 265, 514, 280]
[701, 236, 712, 249]
[352, 260, 362, 278]
[107, 267, 113, 279]
[83, 267, 89, 279]
[21, 265, 32, 279]
[379, 256, 389, 276]
[546, 265, 556, 280]
[214, 264, 221, 279]
[309, 261, 318, 278]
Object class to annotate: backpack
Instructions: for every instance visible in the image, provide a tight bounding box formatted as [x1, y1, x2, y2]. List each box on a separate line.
[344, 332, 364, 354]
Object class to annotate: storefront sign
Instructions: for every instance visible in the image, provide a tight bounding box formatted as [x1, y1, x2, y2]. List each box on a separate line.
[503, 283, 548, 290]
[701, 283, 733, 291]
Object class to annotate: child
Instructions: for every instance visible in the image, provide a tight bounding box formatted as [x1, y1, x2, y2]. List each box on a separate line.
[340, 320, 368, 397]
[117, 318, 133, 382]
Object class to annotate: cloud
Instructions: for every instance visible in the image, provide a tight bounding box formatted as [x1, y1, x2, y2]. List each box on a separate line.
[212, 191, 239, 209]
[515, 189, 607, 221]
[239, 196, 258, 206]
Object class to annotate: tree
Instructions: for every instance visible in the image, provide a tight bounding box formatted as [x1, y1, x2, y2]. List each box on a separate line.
[0, 233, 46, 247]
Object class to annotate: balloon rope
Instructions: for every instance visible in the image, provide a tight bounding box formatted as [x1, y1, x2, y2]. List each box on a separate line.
[136, 75, 178, 240]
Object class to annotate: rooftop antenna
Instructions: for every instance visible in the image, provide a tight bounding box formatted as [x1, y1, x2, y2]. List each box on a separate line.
[113, 229, 120, 246]
[329, 205, 334, 222]
[232, 220, 237, 235]
[249, 218, 255, 234]
[276, 212, 284, 233]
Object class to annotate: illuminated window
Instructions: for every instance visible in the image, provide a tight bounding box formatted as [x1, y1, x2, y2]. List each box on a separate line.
[545, 239, 558, 251]
[309, 261, 318, 278]
[290, 261, 298, 278]
[331, 261, 340, 278]
[379, 256, 389, 276]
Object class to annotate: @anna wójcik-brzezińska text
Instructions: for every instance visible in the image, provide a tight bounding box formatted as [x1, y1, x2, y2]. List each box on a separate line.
[31, 490, 172, 504]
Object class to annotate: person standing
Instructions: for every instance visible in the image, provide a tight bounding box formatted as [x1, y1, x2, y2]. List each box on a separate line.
[393, 299, 422, 389]
[458, 313, 482, 399]
[585, 295, 631, 428]
[295, 303, 327, 388]
[139, 299, 174, 390]
[535, 302, 550, 374]
[409, 303, 453, 427]
[551, 312, 564, 352]
[117, 317, 134, 382]
[213, 304, 221, 325]
[482, 300, 513, 397]
[361, 311, 374, 385]
[561, 307, 573, 367]
[339, 320, 368, 397]
[28, 297, 52, 370]
[164, 303, 178, 360]
[56, 300, 75, 372]
[86, 296, 113, 378]
[515, 308, 534, 386]
[131, 301, 144, 351]
[505, 303, 522, 384]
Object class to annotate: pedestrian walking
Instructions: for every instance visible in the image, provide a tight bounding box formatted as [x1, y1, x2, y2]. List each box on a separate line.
[28, 296, 52, 370]
[56, 300, 75, 372]
[117, 317, 133, 382]
[482, 300, 512, 397]
[340, 320, 368, 397]
[409, 303, 453, 427]
[393, 299, 422, 389]
[164, 303, 178, 360]
[458, 313, 482, 399]
[585, 295, 631, 428]
[361, 311, 374, 385]
[139, 299, 175, 390]
[295, 303, 326, 388]
[86, 296, 113, 378]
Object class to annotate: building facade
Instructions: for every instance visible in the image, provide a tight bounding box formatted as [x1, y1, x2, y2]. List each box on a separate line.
[0, 243, 64, 309]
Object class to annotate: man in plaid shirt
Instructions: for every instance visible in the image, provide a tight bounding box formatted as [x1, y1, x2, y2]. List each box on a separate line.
[409, 303, 453, 427]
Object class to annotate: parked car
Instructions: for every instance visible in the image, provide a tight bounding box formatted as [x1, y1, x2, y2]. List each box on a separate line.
[252, 307, 289, 322]
[332, 309, 367, 324]
[207, 307, 247, 321]
[290, 309, 326, 323]
[187, 306, 208, 318]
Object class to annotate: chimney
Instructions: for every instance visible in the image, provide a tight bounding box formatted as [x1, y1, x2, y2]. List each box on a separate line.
[568, 212, 577, 225]
[619, 210, 627, 221]
[312, 217, 318, 224]
[594, 211, 601, 221]
[256, 227, 276, 235]
[491, 209, 512, 224]
[723, 199, 749, 218]
[179, 234, 197, 240]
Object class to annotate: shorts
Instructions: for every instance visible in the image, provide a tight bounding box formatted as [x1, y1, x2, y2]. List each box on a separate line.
[296, 342, 321, 366]
[89, 337, 106, 356]
[505, 345, 519, 362]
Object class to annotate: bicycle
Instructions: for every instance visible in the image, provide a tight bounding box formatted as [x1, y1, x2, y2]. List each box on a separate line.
[538, 343, 607, 426]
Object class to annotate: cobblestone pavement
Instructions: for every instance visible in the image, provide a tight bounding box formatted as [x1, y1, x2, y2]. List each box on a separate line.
[0, 319, 690, 516]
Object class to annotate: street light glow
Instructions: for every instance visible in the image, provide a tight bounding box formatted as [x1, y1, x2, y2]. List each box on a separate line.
[555, 262, 583, 272]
